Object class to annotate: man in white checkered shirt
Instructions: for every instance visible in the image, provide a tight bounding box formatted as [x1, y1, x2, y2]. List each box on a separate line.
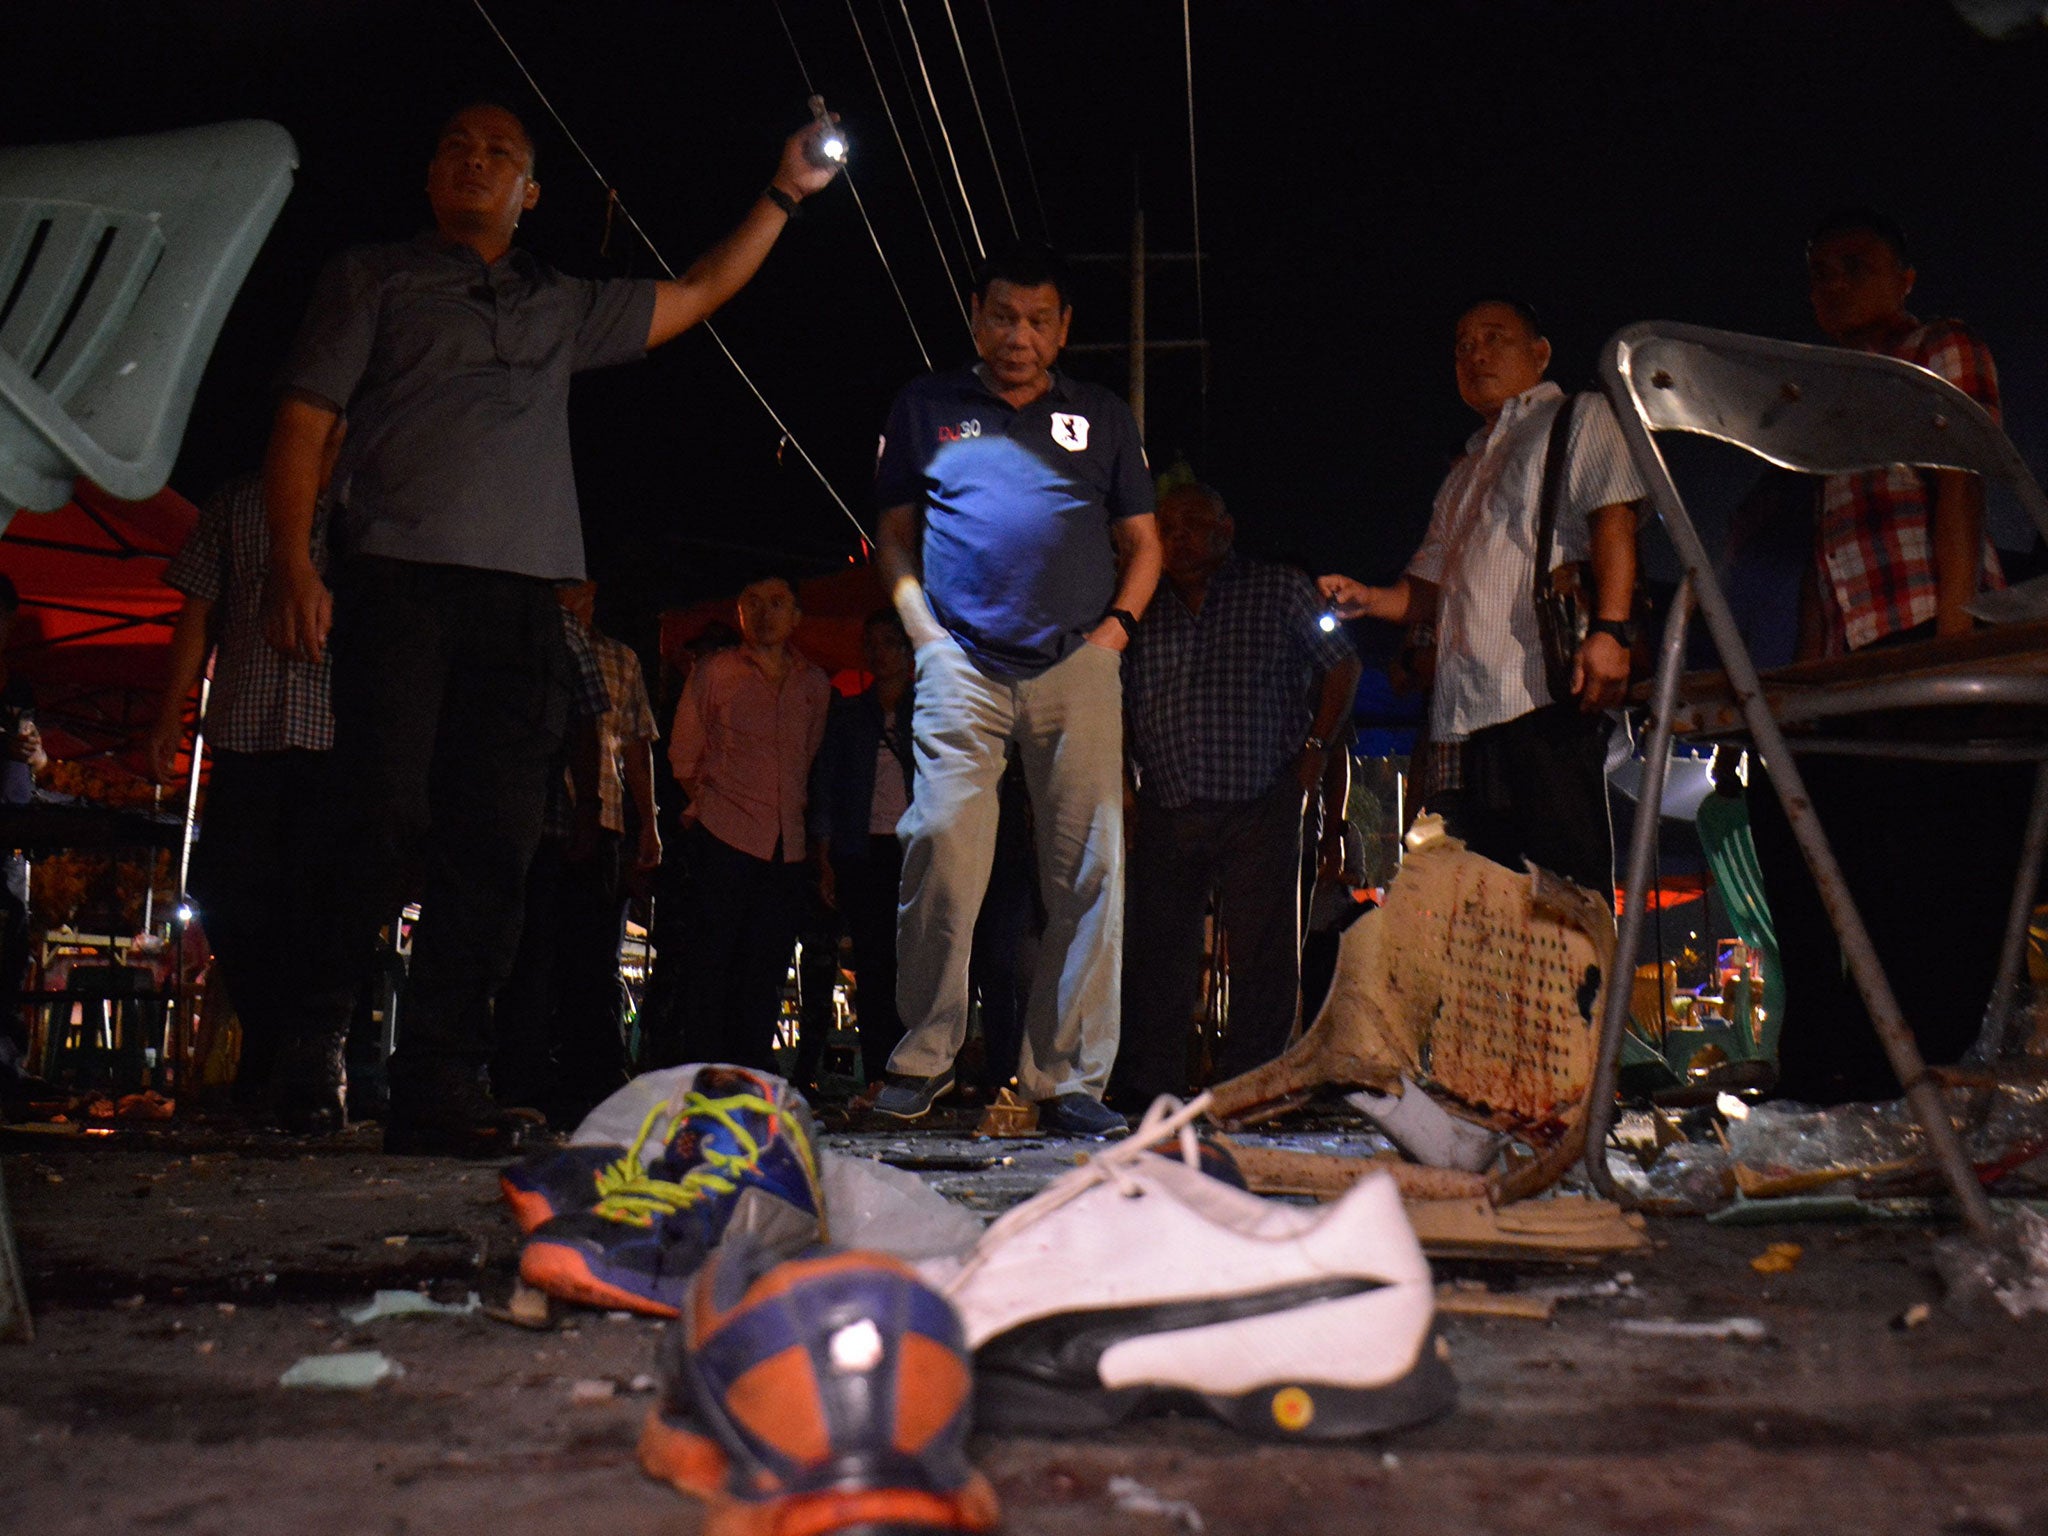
[1320, 298, 1644, 899]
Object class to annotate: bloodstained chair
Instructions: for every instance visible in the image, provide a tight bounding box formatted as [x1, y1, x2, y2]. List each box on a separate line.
[1583, 322, 2048, 1238]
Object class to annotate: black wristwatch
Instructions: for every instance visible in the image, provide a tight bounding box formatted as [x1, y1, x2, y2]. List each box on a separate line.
[1105, 607, 1139, 639]
[1587, 618, 1638, 647]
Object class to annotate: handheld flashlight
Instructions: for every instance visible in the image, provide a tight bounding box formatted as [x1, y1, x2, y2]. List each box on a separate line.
[808, 95, 847, 167]
[1317, 612, 1340, 633]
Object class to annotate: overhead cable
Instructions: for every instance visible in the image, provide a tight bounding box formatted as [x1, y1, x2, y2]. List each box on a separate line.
[980, 0, 1048, 237]
[844, 0, 972, 331]
[936, 0, 1017, 239]
[876, 0, 979, 280]
[467, 0, 870, 545]
[895, 0, 987, 260]
[766, 0, 934, 368]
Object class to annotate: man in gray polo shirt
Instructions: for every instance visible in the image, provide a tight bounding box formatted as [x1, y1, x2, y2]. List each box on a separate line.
[264, 102, 841, 1154]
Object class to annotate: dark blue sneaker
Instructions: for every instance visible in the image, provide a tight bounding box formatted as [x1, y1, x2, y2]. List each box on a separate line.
[638, 1237, 999, 1534]
[869, 1066, 956, 1122]
[1036, 1092, 1129, 1138]
[500, 1142, 629, 1234]
[519, 1066, 825, 1317]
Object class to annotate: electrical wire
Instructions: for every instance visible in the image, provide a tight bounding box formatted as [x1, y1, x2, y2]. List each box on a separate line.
[980, 0, 1047, 237]
[876, 0, 978, 280]
[467, 0, 871, 545]
[936, 0, 1016, 239]
[766, 0, 933, 368]
[845, 0, 972, 330]
[895, 0, 987, 260]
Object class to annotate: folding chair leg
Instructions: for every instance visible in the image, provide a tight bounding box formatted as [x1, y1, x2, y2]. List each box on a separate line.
[1585, 577, 1695, 1201]
[1981, 759, 2048, 1061]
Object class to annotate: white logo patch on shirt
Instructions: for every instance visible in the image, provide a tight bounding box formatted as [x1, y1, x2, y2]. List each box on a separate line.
[1050, 413, 1090, 452]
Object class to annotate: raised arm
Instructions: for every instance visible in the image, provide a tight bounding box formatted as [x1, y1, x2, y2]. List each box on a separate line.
[644, 120, 844, 350]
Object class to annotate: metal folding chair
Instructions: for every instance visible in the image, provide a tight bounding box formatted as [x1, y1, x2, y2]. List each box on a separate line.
[0, 120, 297, 528]
[1582, 322, 2048, 1238]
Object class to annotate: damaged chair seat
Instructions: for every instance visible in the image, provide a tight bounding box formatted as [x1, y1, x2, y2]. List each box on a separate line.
[1207, 818, 1617, 1204]
[1583, 322, 2048, 1240]
[0, 120, 297, 529]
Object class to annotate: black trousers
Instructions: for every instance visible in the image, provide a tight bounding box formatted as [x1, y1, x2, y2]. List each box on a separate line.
[670, 823, 805, 1072]
[189, 748, 338, 1097]
[793, 835, 904, 1087]
[297, 557, 571, 1084]
[1750, 754, 2031, 1104]
[493, 829, 628, 1114]
[1428, 703, 1615, 901]
[1116, 774, 1308, 1105]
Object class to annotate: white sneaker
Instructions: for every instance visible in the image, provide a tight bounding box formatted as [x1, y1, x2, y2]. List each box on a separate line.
[929, 1095, 1454, 1440]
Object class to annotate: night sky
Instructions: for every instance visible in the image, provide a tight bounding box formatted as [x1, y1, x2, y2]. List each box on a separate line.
[20, 0, 2048, 628]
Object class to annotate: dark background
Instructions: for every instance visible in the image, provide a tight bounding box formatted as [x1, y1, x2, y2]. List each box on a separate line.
[21, 0, 2048, 623]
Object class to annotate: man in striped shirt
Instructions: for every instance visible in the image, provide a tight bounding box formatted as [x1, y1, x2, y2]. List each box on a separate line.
[1320, 298, 1644, 900]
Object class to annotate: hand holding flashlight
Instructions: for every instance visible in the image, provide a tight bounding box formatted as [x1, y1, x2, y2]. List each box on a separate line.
[806, 95, 847, 168]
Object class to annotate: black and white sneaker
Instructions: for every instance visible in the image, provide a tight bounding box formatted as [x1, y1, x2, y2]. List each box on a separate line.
[925, 1094, 1455, 1441]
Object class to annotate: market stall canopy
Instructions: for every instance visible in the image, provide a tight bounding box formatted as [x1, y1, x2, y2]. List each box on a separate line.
[0, 479, 195, 767]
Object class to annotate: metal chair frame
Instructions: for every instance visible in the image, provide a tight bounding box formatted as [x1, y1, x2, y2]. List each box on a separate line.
[1583, 323, 2048, 1239]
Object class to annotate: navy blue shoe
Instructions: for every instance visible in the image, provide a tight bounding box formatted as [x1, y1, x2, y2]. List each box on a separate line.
[519, 1066, 825, 1316]
[1036, 1092, 1129, 1138]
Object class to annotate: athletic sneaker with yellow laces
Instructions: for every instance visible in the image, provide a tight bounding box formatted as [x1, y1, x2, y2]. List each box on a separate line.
[518, 1066, 827, 1317]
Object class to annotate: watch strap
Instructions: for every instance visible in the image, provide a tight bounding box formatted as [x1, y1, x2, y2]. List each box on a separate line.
[1106, 607, 1139, 639]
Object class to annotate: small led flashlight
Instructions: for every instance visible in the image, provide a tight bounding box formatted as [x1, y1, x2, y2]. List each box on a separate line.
[1317, 612, 1339, 633]
[808, 94, 847, 166]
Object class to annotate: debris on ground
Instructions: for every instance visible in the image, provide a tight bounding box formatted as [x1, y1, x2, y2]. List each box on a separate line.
[973, 1088, 1039, 1137]
[277, 1350, 403, 1389]
[1404, 1194, 1651, 1264]
[1434, 1280, 1557, 1321]
[1934, 1204, 2048, 1319]
[1615, 1316, 1769, 1343]
[1751, 1242, 1804, 1275]
[342, 1289, 481, 1325]
[1107, 1474, 1206, 1533]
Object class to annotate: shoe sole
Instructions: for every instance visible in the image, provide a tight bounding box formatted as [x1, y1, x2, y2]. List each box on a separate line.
[972, 1331, 1457, 1442]
[519, 1241, 680, 1318]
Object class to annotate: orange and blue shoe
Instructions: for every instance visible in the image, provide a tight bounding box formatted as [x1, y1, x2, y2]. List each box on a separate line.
[638, 1238, 999, 1536]
[518, 1067, 825, 1317]
[500, 1143, 629, 1234]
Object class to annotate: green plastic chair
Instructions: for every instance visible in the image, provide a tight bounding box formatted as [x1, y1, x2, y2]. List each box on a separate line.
[1693, 786, 1785, 1063]
[0, 120, 296, 527]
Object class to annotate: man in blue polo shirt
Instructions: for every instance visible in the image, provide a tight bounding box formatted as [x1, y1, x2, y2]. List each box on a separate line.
[870, 243, 1161, 1136]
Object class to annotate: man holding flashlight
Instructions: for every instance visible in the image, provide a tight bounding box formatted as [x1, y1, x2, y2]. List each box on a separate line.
[262, 103, 841, 1155]
[1320, 297, 1643, 900]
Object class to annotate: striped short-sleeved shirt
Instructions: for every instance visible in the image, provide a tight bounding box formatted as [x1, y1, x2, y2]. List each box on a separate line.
[1407, 383, 1646, 742]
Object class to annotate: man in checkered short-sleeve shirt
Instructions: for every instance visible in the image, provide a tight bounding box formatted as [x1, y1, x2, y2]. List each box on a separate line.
[1804, 207, 2004, 655]
[1116, 484, 1360, 1105]
[1752, 209, 2029, 1103]
[149, 439, 341, 1120]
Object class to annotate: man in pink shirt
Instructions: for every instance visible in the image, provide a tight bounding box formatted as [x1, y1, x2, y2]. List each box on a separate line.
[664, 574, 832, 1069]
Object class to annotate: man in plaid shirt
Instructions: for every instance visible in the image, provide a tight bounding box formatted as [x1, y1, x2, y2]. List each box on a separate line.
[149, 435, 341, 1128]
[1754, 208, 2029, 1102]
[1804, 207, 2004, 655]
[1118, 484, 1360, 1106]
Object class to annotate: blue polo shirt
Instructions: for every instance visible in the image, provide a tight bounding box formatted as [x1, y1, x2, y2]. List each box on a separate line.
[875, 365, 1152, 676]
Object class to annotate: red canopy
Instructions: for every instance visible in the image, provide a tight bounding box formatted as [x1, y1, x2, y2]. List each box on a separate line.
[0, 480, 197, 768]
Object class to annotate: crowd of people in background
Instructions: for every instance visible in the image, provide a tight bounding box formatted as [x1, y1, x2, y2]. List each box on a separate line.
[114, 98, 2025, 1149]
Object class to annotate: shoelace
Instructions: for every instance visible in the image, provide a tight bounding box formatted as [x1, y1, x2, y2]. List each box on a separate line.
[590, 1091, 805, 1228]
[943, 1092, 1214, 1293]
